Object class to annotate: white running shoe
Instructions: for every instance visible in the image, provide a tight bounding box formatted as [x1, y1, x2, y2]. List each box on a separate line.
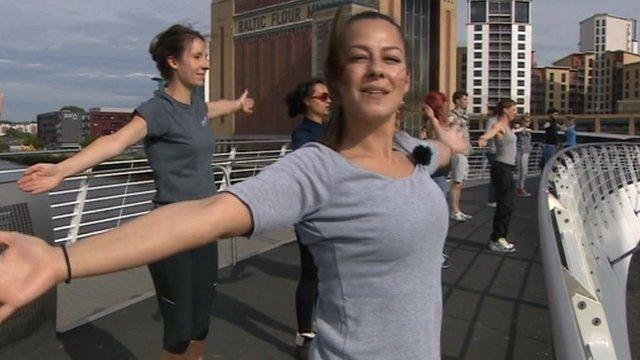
[460, 212, 473, 220]
[487, 202, 497, 208]
[489, 238, 516, 253]
[450, 212, 468, 222]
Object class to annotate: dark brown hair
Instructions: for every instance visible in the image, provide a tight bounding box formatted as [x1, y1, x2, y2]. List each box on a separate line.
[149, 24, 205, 80]
[285, 78, 325, 118]
[495, 99, 517, 117]
[322, 9, 407, 149]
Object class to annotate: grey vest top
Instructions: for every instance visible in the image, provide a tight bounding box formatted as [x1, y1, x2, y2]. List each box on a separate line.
[495, 127, 517, 165]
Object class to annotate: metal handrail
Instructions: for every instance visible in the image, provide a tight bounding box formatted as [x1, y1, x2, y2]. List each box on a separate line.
[538, 142, 640, 360]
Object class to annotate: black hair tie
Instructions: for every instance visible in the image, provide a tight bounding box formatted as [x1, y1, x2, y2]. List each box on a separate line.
[412, 145, 432, 166]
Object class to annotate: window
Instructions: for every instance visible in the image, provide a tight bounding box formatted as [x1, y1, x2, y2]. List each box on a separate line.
[561, 93, 566, 100]
[517, 98, 525, 104]
[473, 98, 482, 104]
[474, 52, 482, 59]
[518, 25, 526, 31]
[474, 88, 482, 95]
[602, 27, 605, 35]
[474, 43, 483, 50]
[473, 106, 482, 113]
[518, 43, 526, 50]
[561, 101, 565, 108]
[596, 28, 600, 35]
[474, 70, 482, 77]
[548, 101, 554, 108]
[517, 89, 525, 95]
[518, 71, 525, 77]
[474, 34, 482, 40]
[517, 107, 524, 114]
[470, 1, 487, 23]
[475, 25, 482, 31]
[549, 84, 553, 90]
[474, 79, 482, 86]
[596, 19, 600, 26]
[515, 2, 530, 23]
[518, 62, 525, 68]
[474, 61, 482, 68]
[518, 34, 526, 41]
[561, 74, 566, 82]
[518, 80, 525, 86]
[518, 53, 525, 59]
[550, 73, 555, 81]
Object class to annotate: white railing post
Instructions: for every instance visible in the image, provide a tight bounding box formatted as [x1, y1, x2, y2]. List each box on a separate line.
[66, 171, 91, 245]
[115, 161, 135, 227]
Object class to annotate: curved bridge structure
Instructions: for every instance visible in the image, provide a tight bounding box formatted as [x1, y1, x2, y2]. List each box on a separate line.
[539, 143, 640, 359]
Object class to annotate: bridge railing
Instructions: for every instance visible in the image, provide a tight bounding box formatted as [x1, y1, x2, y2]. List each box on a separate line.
[538, 142, 640, 359]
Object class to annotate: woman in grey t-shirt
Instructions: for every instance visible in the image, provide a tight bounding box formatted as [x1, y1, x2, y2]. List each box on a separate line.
[16, 24, 254, 358]
[0, 10, 467, 360]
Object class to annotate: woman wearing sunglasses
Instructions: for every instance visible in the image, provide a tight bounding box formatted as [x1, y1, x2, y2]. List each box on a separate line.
[0, 10, 467, 359]
[285, 78, 331, 358]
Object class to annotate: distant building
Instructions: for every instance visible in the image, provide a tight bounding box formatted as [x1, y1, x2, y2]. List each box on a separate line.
[0, 122, 37, 136]
[619, 60, 640, 112]
[37, 110, 87, 148]
[88, 107, 134, 138]
[530, 66, 571, 115]
[579, 14, 639, 113]
[552, 52, 595, 114]
[466, 0, 532, 115]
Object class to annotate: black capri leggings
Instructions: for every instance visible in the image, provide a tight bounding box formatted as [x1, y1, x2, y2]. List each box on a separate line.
[295, 227, 318, 333]
[148, 206, 218, 354]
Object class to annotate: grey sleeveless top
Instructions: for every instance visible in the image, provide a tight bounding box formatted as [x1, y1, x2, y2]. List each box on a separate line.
[495, 126, 517, 165]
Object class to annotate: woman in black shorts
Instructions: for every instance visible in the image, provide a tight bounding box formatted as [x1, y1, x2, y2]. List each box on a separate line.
[17, 24, 254, 359]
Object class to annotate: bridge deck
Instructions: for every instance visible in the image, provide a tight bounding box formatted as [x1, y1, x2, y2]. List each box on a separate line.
[0, 181, 553, 359]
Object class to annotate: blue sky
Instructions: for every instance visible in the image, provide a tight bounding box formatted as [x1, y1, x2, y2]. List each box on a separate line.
[0, 0, 638, 122]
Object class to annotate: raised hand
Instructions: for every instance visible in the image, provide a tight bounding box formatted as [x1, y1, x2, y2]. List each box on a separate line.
[426, 113, 469, 155]
[237, 89, 255, 115]
[17, 163, 64, 194]
[0, 232, 63, 324]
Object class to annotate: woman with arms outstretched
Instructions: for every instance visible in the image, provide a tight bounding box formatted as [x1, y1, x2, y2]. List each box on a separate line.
[16, 24, 254, 360]
[1, 10, 465, 360]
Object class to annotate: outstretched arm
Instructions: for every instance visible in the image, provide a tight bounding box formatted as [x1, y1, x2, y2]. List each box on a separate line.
[18, 116, 148, 194]
[478, 123, 503, 147]
[0, 193, 252, 323]
[207, 89, 255, 119]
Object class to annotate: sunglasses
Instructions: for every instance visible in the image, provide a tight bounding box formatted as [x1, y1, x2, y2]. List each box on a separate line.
[310, 92, 330, 102]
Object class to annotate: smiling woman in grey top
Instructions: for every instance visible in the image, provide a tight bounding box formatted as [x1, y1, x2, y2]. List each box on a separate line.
[0, 10, 468, 360]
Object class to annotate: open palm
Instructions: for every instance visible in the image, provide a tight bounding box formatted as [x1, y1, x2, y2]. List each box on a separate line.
[0, 232, 60, 324]
[17, 163, 64, 194]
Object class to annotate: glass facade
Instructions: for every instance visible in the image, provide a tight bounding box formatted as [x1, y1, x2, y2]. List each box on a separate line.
[470, 1, 487, 23]
[403, 0, 431, 135]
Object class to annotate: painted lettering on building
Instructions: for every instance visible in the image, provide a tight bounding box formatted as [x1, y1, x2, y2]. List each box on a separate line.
[235, 4, 313, 36]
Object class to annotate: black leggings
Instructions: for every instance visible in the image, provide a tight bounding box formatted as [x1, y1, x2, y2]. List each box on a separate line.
[295, 228, 318, 333]
[148, 242, 218, 354]
[490, 161, 516, 242]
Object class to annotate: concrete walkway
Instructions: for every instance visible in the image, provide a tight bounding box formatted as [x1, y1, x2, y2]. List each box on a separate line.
[0, 181, 553, 359]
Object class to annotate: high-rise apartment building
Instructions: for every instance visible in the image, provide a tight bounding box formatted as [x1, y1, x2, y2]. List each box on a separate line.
[466, 0, 532, 115]
[552, 52, 595, 114]
[579, 14, 639, 113]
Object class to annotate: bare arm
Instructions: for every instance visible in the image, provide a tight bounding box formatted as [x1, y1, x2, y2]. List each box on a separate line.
[421, 104, 468, 169]
[207, 89, 255, 119]
[18, 116, 148, 194]
[0, 193, 252, 322]
[478, 123, 504, 147]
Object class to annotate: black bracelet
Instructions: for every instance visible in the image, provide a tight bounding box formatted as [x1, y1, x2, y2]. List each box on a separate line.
[61, 244, 72, 284]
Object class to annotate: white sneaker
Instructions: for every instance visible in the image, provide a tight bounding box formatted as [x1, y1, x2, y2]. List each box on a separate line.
[489, 238, 516, 253]
[450, 212, 467, 222]
[460, 212, 473, 220]
[487, 202, 497, 208]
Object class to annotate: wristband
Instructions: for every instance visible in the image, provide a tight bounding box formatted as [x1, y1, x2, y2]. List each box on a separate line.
[61, 244, 72, 284]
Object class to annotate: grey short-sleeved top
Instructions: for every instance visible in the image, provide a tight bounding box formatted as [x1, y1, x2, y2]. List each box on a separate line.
[135, 92, 216, 204]
[226, 131, 448, 359]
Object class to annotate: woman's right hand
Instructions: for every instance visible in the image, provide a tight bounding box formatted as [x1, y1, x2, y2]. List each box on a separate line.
[17, 163, 65, 194]
[0, 231, 64, 324]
